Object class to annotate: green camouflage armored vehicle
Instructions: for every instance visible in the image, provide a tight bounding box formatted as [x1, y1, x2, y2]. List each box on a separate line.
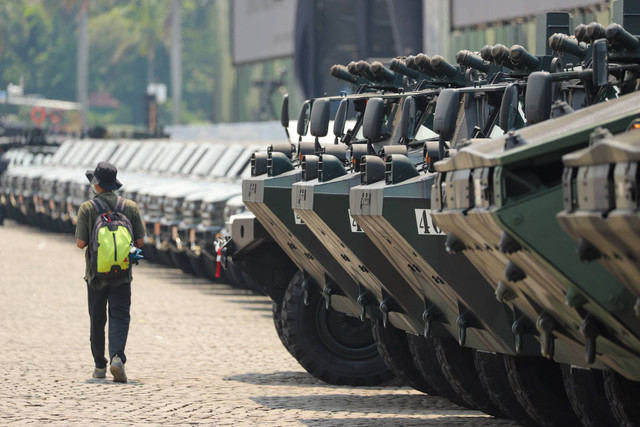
[431, 18, 640, 424]
[232, 71, 413, 386]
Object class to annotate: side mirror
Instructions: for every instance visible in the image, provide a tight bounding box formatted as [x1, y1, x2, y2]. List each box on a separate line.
[310, 98, 330, 137]
[499, 83, 520, 132]
[333, 99, 348, 139]
[280, 94, 289, 128]
[433, 89, 459, 139]
[297, 100, 312, 136]
[592, 39, 608, 87]
[398, 96, 416, 142]
[362, 97, 384, 140]
[524, 72, 552, 124]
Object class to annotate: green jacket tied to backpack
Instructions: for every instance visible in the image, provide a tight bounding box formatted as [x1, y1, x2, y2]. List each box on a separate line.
[76, 191, 145, 289]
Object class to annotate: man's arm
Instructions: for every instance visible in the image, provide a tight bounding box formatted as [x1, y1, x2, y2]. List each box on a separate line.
[75, 202, 91, 249]
[130, 203, 145, 249]
[134, 238, 144, 248]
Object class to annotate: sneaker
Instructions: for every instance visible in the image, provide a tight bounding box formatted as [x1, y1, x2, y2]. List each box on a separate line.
[110, 355, 127, 383]
[92, 367, 107, 379]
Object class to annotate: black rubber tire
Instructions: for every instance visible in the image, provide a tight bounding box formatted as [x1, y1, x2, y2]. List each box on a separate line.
[226, 263, 266, 295]
[272, 302, 294, 356]
[371, 319, 438, 395]
[406, 333, 471, 408]
[202, 254, 222, 282]
[473, 351, 538, 426]
[142, 243, 159, 263]
[223, 261, 246, 289]
[169, 250, 196, 275]
[433, 337, 505, 417]
[281, 271, 394, 386]
[188, 255, 209, 278]
[156, 249, 174, 267]
[560, 365, 618, 427]
[503, 354, 581, 426]
[603, 370, 640, 426]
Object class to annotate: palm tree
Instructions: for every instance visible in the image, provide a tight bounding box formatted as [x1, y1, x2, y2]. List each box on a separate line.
[111, 0, 172, 86]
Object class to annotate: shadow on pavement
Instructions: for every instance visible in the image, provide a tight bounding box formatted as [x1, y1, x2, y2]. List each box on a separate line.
[226, 371, 329, 387]
[250, 393, 472, 415]
[299, 416, 513, 426]
[84, 378, 144, 386]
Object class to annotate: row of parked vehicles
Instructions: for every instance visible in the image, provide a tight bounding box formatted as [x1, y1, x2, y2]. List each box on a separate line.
[0, 135, 284, 289]
[2, 7, 640, 426]
[221, 7, 640, 427]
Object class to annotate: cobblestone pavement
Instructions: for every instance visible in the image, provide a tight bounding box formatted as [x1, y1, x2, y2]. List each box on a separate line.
[0, 220, 520, 426]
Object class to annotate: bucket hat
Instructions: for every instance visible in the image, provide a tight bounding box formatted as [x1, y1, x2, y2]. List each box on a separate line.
[85, 161, 122, 191]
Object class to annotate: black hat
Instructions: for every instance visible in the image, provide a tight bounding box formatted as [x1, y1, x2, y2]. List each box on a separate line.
[85, 161, 122, 191]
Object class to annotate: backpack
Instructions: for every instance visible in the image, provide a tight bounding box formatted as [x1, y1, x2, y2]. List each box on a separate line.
[89, 196, 134, 279]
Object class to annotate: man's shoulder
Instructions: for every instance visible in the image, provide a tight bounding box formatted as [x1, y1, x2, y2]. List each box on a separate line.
[79, 199, 96, 213]
[121, 197, 140, 212]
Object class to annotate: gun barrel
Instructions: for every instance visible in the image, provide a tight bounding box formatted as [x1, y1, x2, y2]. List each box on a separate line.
[586, 22, 607, 42]
[480, 45, 494, 62]
[405, 55, 418, 69]
[330, 64, 359, 84]
[574, 24, 589, 43]
[548, 33, 588, 59]
[389, 58, 423, 80]
[355, 60, 374, 80]
[430, 55, 458, 78]
[509, 45, 540, 70]
[491, 44, 510, 62]
[370, 61, 397, 82]
[414, 53, 439, 75]
[455, 50, 490, 73]
[606, 23, 640, 51]
[347, 61, 359, 75]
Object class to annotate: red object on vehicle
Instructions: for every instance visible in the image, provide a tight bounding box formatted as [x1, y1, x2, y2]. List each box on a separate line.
[215, 246, 222, 279]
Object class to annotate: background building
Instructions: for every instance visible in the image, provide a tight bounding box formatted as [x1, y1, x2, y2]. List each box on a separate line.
[0, 0, 620, 131]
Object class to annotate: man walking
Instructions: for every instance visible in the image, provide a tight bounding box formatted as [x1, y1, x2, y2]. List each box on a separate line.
[75, 161, 145, 383]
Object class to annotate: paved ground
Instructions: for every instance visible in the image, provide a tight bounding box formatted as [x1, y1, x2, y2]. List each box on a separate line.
[0, 219, 520, 426]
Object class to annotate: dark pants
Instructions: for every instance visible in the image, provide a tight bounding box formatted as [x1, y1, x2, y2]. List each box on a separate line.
[87, 282, 131, 369]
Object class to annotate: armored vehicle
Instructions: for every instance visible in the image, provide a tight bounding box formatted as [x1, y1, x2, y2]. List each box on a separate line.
[432, 63, 640, 427]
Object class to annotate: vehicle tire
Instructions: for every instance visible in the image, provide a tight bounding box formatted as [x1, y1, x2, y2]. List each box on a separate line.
[474, 351, 537, 426]
[281, 271, 394, 386]
[202, 252, 222, 281]
[603, 370, 640, 426]
[226, 263, 266, 295]
[371, 319, 438, 394]
[560, 364, 618, 427]
[142, 243, 159, 263]
[406, 333, 471, 408]
[169, 250, 196, 275]
[156, 249, 174, 267]
[433, 336, 505, 417]
[272, 302, 294, 356]
[504, 354, 581, 426]
[188, 255, 209, 278]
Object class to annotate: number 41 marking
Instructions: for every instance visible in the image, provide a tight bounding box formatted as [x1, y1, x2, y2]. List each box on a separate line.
[415, 209, 443, 235]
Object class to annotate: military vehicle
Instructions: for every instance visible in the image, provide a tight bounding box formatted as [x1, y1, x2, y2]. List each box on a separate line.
[224, 5, 640, 424]
[225, 65, 440, 386]
[430, 13, 640, 424]
[161, 144, 259, 278]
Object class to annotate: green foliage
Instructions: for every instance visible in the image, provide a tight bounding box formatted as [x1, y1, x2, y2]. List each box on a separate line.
[0, 0, 303, 127]
[0, 1, 77, 100]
